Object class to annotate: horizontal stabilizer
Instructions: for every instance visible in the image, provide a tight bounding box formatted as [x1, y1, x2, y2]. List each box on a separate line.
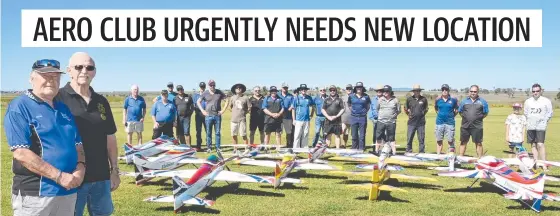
[427, 167, 466, 171]
[143, 195, 215, 206]
[279, 177, 303, 184]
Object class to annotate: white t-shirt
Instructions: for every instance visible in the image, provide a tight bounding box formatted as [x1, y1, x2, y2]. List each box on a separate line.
[505, 114, 527, 143]
[524, 96, 553, 130]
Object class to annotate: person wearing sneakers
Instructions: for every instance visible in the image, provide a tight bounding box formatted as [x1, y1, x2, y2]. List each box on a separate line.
[434, 84, 459, 154]
[524, 83, 554, 170]
[404, 84, 429, 154]
[262, 86, 285, 145]
[192, 82, 207, 151]
[291, 84, 315, 149]
[229, 83, 250, 150]
[340, 84, 353, 148]
[370, 85, 384, 153]
[348, 82, 371, 151]
[249, 86, 266, 144]
[197, 79, 229, 153]
[376, 85, 401, 155]
[322, 85, 346, 148]
[312, 86, 328, 146]
[505, 103, 527, 154]
[279, 83, 295, 147]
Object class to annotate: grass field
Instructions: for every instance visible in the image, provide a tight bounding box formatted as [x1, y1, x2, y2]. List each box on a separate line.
[1, 96, 560, 216]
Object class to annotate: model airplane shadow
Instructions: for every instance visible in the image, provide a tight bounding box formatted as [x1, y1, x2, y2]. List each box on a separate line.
[444, 181, 504, 194]
[355, 192, 410, 203]
[155, 205, 221, 214]
[259, 184, 309, 190]
[338, 179, 441, 190]
[248, 170, 348, 180]
[131, 178, 170, 187]
[155, 182, 286, 198]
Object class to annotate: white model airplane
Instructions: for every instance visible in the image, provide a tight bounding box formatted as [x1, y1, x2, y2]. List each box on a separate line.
[143, 153, 302, 213]
[437, 156, 560, 212]
[119, 135, 181, 164]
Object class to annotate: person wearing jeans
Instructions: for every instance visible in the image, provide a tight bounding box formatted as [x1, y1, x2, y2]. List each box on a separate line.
[197, 79, 229, 153]
[312, 86, 328, 146]
[291, 84, 315, 149]
[192, 82, 207, 150]
[347, 82, 371, 151]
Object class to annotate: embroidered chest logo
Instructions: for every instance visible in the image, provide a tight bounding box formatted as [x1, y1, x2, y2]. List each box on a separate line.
[98, 103, 107, 120]
[60, 113, 72, 122]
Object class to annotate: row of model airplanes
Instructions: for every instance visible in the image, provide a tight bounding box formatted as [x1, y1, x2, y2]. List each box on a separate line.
[117, 135, 560, 213]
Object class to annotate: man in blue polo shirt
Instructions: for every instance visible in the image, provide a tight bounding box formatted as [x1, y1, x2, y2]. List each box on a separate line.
[123, 84, 146, 145]
[369, 85, 384, 153]
[192, 82, 207, 150]
[434, 84, 459, 154]
[279, 82, 295, 147]
[348, 82, 371, 151]
[151, 90, 177, 139]
[4, 59, 85, 216]
[458, 85, 489, 158]
[291, 84, 315, 149]
[312, 86, 328, 147]
[153, 82, 177, 104]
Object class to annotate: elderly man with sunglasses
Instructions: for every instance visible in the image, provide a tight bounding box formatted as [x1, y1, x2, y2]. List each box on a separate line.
[123, 85, 146, 145]
[458, 85, 489, 158]
[54, 52, 119, 216]
[5, 59, 85, 216]
[370, 85, 384, 153]
[524, 83, 554, 170]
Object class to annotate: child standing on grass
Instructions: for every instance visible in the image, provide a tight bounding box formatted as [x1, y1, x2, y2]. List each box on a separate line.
[505, 103, 527, 154]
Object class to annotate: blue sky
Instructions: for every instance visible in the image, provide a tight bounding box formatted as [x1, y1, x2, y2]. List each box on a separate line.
[1, 0, 558, 92]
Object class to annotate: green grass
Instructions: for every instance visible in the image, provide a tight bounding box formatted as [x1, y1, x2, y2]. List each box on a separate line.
[2, 99, 560, 216]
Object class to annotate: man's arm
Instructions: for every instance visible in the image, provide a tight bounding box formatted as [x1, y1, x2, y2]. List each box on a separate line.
[482, 99, 489, 119]
[221, 95, 230, 115]
[404, 97, 410, 115]
[102, 99, 120, 191]
[545, 99, 553, 122]
[122, 98, 128, 125]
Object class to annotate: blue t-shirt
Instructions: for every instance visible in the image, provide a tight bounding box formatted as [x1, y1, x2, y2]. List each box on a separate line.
[291, 94, 315, 121]
[4, 90, 82, 197]
[368, 96, 379, 121]
[192, 92, 206, 111]
[151, 101, 177, 123]
[348, 93, 371, 117]
[313, 95, 327, 117]
[435, 96, 459, 125]
[156, 92, 177, 104]
[123, 95, 146, 122]
[278, 92, 294, 119]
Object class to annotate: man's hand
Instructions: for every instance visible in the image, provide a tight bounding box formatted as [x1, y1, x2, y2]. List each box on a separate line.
[218, 110, 225, 116]
[122, 120, 126, 126]
[173, 122, 177, 127]
[153, 122, 159, 129]
[202, 110, 209, 116]
[59, 172, 79, 190]
[139, 118, 144, 122]
[110, 170, 120, 192]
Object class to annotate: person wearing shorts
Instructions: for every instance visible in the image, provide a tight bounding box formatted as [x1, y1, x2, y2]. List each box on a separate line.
[174, 85, 194, 145]
[458, 85, 489, 158]
[434, 84, 459, 154]
[340, 84, 353, 148]
[279, 82, 295, 147]
[376, 85, 401, 155]
[263, 86, 285, 145]
[249, 86, 265, 144]
[524, 83, 553, 169]
[152, 90, 177, 139]
[505, 103, 527, 153]
[123, 84, 146, 145]
[322, 85, 346, 148]
[229, 83, 250, 149]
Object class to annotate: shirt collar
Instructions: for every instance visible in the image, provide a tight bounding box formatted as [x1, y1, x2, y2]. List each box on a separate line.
[62, 82, 97, 96]
[25, 89, 45, 103]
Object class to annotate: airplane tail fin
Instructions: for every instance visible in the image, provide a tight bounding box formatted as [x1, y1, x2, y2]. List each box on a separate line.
[172, 175, 189, 213]
[531, 199, 542, 212]
[123, 143, 136, 164]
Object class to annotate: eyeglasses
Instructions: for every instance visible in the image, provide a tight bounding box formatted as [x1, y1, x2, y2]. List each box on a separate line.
[33, 59, 61, 70]
[346, 88, 352, 90]
[74, 65, 96, 71]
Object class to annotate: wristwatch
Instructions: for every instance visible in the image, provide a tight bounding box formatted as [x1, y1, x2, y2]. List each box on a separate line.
[110, 167, 119, 173]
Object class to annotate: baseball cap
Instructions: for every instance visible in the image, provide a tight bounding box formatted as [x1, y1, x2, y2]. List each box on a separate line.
[345, 84, 352, 90]
[281, 82, 289, 88]
[383, 85, 392, 92]
[161, 89, 168, 94]
[441, 84, 450, 90]
[270, 86, 278, 92]
[513, 103, 522, 108]
[176, 85, 184, 90]
[199, 82, 206, 88]
[328, 85, 337, 91]
[208, 80, 216, 86]
[32, 59, 64, 73]
[167, 82, 174, 87]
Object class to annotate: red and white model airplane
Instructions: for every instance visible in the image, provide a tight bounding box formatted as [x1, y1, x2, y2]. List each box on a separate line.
[438, 155, 560, 212]
[119, 135, 181, 164]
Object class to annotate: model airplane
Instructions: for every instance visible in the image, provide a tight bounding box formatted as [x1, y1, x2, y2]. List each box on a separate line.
[119, 135, 180, 164]
[329, 151, 439, 167]
[331, 143, 438, 201]
[143, 153, 302, 213]
[438, 155, 560, 212]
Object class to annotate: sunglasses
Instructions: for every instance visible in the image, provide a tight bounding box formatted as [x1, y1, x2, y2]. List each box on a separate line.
[33, 59, 61, 70]
[209, 85, 216, 87]
[74, 65, 96, 71]
[532, 90, 540, 93]
[177, 88, 184, 91]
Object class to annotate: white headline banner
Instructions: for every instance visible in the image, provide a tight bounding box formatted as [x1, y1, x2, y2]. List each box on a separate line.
[21, 9, 542, 47]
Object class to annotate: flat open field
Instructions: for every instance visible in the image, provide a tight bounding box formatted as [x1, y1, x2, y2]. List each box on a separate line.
[1, 95, 560, 216]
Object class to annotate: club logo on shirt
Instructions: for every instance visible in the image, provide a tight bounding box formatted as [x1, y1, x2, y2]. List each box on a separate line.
[60, 113, 72, 122]
[98, 103, 107, 120]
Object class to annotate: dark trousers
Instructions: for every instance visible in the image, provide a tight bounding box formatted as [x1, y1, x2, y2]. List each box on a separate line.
[312, 116, 326, 147]
[286, 125, 295, 148]
[406, 124, 426, 153]
[152, 122, 173, 139]
[194, 111, 206, 149]
[372, 120, 378, 143]
[351, 117, 367, 150]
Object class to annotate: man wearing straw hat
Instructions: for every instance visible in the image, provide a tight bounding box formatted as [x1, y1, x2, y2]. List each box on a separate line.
[229, 83, 250, 150]
[369, 85, 385, 153]
[404, 84, 429, 153]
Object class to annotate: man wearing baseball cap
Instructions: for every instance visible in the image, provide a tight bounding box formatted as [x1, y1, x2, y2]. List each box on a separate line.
[434, 84, 459, 154]
[192, 82, 207, 150]
[340, 84, 353, 148]
[369, 85, 384, 153]
[404, 84, 429, 154]
[291, 84, 316, 149]
[153, 82, 177, 104]
[197, 79, 229, 153]
[376, 85, 401, 154]
[279, 82, 295, 147]
[262, 86, 285, 146]
[151, 90, 177, 139]
[174, 85, 195, 145]
[322, 85, 346, 148]
[312, 86, 328, 146]
[348, 82, 371, 151]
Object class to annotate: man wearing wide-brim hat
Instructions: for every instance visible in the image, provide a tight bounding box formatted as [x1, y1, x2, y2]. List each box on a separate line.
[369, 84, 385, 153]
[347, 82, 371, 151]
[228, 83, 250, 150]
[404, 84, 429, 154]
[290, 84, 316, 149]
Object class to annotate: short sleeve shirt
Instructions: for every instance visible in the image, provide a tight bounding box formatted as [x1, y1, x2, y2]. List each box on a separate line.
[458, 97, 489, 129]
[505, 114, 527, 143]
[175, 94, 194, 118]
[123, 95, 146, 122]
[5, 90, 82, 197]
[323, 96, 345, 124]
[263, 95, 284, 124]
[249, 95, 265, 121]
[230, 95, 250, 123]
[201, 90, 227, 116]
[292, 95, 315, 121]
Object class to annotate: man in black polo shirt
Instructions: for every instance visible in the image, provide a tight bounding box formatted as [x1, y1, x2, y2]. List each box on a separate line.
[175, 85, 194, 145]
[263, 86, 285, 145]
[249, 86, 265, 144]
[321, 85, 346, 148]
[404, 84, 429, 153]
[55, 52, 119, 216]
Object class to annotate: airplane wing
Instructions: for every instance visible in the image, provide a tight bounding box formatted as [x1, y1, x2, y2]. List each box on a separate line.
[346, 183, 408, 192]
[143, 195, 215, 206]
[438, 170, 491, 179]
[326, 149, 364, 155]
[329, 156, 438, 167]
[235, 159, 278, 168]
[356, 164, 404, 171]
[536, 160, 560, 168]
[427, 166, 466, 171]
[295, 162, 341, 170]
[390, 174, 438, 182]
[213, 170, 302, 184]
